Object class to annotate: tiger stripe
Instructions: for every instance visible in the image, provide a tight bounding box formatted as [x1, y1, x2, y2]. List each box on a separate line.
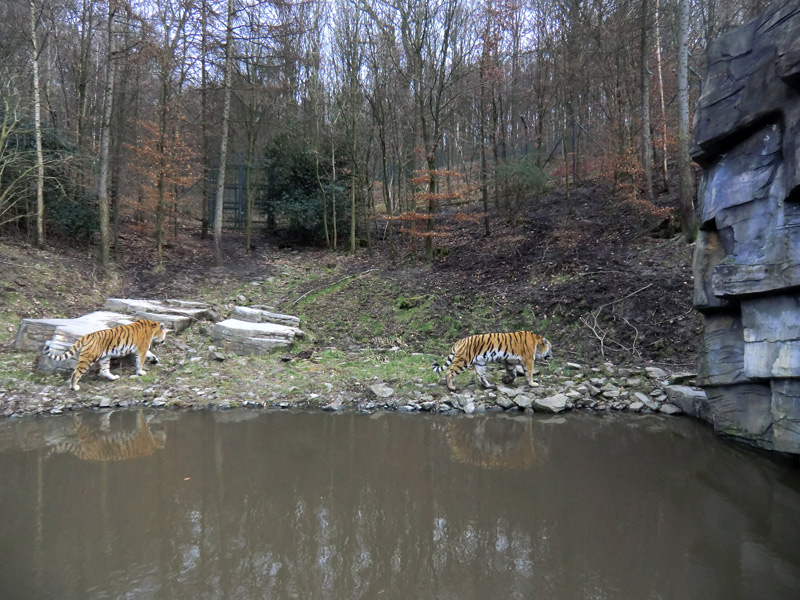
[432, 331, 551, 391]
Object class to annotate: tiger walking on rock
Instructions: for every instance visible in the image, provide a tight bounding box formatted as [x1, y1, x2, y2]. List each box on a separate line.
[44, 319, 168, 391]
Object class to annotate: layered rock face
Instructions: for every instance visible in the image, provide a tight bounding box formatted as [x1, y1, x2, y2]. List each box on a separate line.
[691, 0, 800, 453]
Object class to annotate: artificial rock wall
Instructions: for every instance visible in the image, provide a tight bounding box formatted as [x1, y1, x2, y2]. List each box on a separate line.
[691, 0, 800, 454]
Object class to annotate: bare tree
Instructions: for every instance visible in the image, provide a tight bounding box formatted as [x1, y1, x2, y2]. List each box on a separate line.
[639, 0, 655, 205]
[97, 0, 119, 266]
[29, 0, 45, 248]
[213, 0, 234, 266]
[654, 0, 669, 191]
[677, 0, 696, 239]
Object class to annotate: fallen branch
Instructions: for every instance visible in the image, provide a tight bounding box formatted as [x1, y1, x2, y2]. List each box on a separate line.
[285, 268, 376, 308]
[581, 284, 652, 359]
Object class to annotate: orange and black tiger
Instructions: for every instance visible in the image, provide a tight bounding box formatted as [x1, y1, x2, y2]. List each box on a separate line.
[432, 331, 551, 391]
[44, 319, 168, 391]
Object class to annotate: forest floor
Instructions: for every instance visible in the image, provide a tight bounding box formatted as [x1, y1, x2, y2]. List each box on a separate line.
[0, 179, 702, 416]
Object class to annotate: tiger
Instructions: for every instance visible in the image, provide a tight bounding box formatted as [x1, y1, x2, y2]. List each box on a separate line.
[44, 319, 168, 391]
[432, 331, 551, 392]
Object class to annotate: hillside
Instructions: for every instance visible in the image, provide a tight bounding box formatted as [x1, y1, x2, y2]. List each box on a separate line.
[0, 180, 701, 414]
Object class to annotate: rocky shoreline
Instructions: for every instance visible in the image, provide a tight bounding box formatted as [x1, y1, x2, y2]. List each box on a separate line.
[0, 359, 705, 421]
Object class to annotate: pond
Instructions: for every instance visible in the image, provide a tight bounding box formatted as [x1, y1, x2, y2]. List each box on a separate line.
[0, 409, 798, 599]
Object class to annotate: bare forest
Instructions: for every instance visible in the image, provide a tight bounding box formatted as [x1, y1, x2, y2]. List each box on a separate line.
[0, 0, 769, 265]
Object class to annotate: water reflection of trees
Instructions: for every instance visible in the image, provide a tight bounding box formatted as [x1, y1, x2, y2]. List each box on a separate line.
[1, 411, 799, 599]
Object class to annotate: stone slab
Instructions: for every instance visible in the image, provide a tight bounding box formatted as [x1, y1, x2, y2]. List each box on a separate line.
[771, 379, 800, 453]
[103, 298, 212, 321]
[705, 383, 774, 450]
[663, 386, 710, 423]
[31, 312, 136, 374]
[133, 311, 192, 334]
[14, 311, 133, 353]
[693, 229, 732, 312]
[695, 313, 749, 387]
[231, 306, 301, 327]
[741, 296, 800, 378]
[210, 319, 305, 355]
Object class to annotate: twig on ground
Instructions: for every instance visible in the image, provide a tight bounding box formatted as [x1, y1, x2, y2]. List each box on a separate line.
[285, 268, 376, 308]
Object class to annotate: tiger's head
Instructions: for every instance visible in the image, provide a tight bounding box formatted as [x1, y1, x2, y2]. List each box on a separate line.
[535, 336, 552, 360]
[152, 322, 168, 344]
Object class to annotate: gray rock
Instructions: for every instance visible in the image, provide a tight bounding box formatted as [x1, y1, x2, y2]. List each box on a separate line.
[495, 396, 515, 409]
[658, 403, 683, 416]
[533, 393, 568, 413]
[628, 401, 644, 412]
[369, 383, 394, 398]
[231, 306, 301, 327]
[514, 394, 533, 409]
[645, 367, 668, 380]
[496, 385, 525, 398]
[211, 319, 304, 355]
[691, 1, 800, 454]
[664, 385, 709, 421]
[634, 391, 660, 411]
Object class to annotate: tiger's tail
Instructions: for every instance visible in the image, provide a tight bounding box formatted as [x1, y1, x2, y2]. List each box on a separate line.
[432, 351, 455, 374]
[44, 338, 84, 362]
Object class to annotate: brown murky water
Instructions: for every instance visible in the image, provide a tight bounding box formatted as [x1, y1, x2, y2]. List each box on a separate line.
[0, 409, 798, 599]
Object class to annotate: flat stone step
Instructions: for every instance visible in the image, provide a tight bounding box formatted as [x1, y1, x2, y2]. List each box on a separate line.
[102, 298, 212, 321]
[231, 306, 301, 327]
[14, 311, 134, 354]
[14, 297, 209, 374]
[131, 311, 192, 333]
[25, 311, 138, 373]
[211, 318, 306, 355]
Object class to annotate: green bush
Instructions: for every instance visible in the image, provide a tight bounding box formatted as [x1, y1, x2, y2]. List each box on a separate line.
[260, 134, 350, 244]
[46, 189, 99, 243]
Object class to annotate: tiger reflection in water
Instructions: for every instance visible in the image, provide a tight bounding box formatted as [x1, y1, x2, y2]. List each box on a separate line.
[51, 410, 166, 462]
[443, 416, 548, 470]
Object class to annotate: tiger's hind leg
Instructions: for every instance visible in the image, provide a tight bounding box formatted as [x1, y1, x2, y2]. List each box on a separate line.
[70, 355, 92, 391]
[98, 356, 120, 381]
[473, 361, 496, 389]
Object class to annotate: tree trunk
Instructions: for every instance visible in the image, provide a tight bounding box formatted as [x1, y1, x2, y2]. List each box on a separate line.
[200, 0, 210, 240]
[30, 0, 45, 250]
[677, 0, 696, 239]
[331, 144, 337, 249]
[155, 76, 168, 267]
[640, 0, 655, 205]
[213, 0, 235, 267]
[97, 0, 118, 266]
[654, 0, 669, 191]
[479, 71, 491, 237]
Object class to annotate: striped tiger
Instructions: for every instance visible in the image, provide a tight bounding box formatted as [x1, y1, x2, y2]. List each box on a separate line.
[432, 331, 551, 391]
[44, 319, 168, 391]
